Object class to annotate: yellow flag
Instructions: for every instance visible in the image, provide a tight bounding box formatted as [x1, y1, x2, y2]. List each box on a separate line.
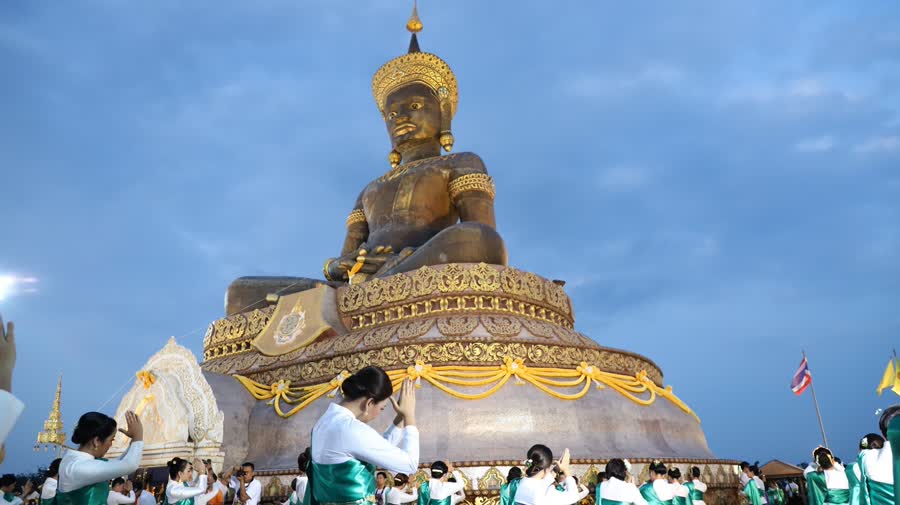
[893, 357, 900, 395]
[878, 357, 898, 395]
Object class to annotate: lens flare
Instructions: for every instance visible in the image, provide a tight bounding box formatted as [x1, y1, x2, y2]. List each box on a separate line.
[0, 274, 39, 301]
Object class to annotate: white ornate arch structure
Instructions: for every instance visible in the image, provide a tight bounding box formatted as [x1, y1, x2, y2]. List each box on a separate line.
[108, 338, 225, 469]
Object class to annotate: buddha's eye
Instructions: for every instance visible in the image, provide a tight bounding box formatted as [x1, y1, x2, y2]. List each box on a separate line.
[388, 111, 398, 119]
[409, 102, 422, 111]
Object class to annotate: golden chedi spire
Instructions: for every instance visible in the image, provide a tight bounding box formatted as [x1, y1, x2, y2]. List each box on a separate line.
[35, 374, 67, 454]
[372, 1, 458, 152]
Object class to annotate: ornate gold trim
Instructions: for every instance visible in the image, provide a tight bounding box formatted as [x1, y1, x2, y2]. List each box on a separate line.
[449, 173, 496, 201]
[346, 294, 572, 331]
[337, 264, 573, 320]
[203, 340, 663, 387]
[345, 209, 367, 227]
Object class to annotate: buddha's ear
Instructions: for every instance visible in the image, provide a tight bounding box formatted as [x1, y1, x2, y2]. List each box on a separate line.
[439, 92, 454, 152]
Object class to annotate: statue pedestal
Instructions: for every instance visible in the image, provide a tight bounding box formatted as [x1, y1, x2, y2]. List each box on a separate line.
[195, 264, 740, 503]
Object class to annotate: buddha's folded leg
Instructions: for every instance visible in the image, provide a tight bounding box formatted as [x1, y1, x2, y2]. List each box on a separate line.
[224, 276, 339, 316]
[376, 222, 507, 277]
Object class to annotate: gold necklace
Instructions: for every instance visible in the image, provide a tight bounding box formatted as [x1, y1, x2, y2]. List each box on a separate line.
[379, 158, 426, 182]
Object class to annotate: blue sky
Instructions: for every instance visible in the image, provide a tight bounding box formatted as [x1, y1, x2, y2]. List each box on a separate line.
[2, 0, 899, 473]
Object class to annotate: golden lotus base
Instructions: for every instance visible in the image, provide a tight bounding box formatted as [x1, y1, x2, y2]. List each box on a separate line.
[202, 263, 661, 386]
[200, 264, 718, 473]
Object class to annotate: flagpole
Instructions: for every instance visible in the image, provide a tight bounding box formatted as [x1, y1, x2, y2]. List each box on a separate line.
[803, 350, 828, 447]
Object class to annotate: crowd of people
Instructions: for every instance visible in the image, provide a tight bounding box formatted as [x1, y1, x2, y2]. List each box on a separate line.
[736, 406, 900, 505]
[1, 311, 898, 505]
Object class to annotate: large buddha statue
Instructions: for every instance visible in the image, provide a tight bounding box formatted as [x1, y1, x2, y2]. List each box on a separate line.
[197, 5, 722, 494]
[225, 9, 505, 316]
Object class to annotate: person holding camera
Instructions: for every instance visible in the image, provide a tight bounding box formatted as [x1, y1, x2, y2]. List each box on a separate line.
[507, 444, 580, 505]
[306, 366, 418, 505]
[222, 463, 260, 505]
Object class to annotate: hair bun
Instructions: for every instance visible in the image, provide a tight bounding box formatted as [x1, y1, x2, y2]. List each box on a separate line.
[71, 412, 117, 446]
[340, 367, 394, 403]
[340, 374, 365, 397]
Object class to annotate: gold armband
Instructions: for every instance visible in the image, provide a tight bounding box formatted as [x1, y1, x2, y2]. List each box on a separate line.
[448, 173, 496, 201]
[345, 209, 367, 227]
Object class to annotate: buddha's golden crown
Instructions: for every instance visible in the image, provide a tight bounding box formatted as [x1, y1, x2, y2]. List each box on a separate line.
[372, 2, 458, 119]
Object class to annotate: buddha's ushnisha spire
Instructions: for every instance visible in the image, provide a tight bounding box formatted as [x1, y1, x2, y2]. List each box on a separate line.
[407, 0, 422, 53]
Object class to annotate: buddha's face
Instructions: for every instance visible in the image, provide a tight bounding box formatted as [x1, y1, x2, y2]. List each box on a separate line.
[384, 82, 441, 148]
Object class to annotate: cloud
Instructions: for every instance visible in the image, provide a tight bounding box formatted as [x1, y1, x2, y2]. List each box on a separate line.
[793, 135, 835, 153]
[788, 78, 828, 98]
[693, 237, 720, 257]
[853, 135, 900, 154]
[720, 76, 853, 106]
[595, 165, 651, 191]
[171, 227, 250, 278]
[564, 63, 685, 99]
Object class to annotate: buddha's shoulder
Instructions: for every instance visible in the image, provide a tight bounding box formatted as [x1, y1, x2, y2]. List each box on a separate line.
[440, 152, 488, 175]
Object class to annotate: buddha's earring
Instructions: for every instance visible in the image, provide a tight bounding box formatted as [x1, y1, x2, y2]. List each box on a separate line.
[438, 92, 454, 153]
[388, 149, 401, 168]
[439, 131, 454, 153]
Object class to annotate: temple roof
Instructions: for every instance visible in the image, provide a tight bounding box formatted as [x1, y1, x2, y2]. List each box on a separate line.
[760, 459, 804, 477]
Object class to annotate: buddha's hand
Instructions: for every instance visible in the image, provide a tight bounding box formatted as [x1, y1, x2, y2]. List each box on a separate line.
[354, 246, 396, 275]
[326, 244, 392, 280]
[325, 246, 368, 281]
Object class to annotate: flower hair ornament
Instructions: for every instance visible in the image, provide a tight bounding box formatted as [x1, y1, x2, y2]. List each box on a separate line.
[523, 458, 534, 469]
[860, 436, 869, 449]
[811, 446, 832, 458]
[623, 459, 633, 473]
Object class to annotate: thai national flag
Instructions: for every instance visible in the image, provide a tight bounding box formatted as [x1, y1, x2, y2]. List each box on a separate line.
[791, 357, 812, 395]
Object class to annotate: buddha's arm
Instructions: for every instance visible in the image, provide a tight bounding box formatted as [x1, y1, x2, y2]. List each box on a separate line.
[341, 190, 369, 254]
[340, 215, 368, 255]
[455, 191, 496, 227]
[325, 193, 370, 281]
[449, 153, 497, 227]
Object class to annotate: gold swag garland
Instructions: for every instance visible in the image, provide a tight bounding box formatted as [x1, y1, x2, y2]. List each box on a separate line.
[233, 357, 699, 423]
